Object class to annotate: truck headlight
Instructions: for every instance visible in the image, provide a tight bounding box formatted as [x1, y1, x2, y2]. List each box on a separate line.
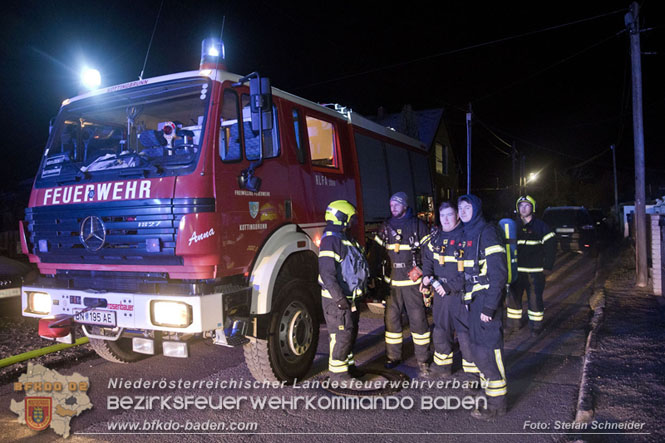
[150, 301, 193, 328]
[28, 292, 52, 315]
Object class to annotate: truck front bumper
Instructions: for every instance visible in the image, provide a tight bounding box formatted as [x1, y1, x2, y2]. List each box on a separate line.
[21, 286, 234, 334]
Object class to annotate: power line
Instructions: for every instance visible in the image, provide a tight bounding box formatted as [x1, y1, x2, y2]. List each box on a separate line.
[293, 8, 627, 91]
[565, 147, 611, 171]
[472, 118, 586, 160]
[473, 117, 513, 149]
[475, 114, 610, 167]
[485, 140, 512, 157]
[473, 29, 626, 103]
[447, 107, 612, 162]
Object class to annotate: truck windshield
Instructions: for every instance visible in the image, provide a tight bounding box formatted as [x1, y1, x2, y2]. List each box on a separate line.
[36, 78, 210, 186]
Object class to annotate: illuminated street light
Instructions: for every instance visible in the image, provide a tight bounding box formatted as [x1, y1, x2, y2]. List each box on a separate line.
[81, 68, 101, 90]
[528, 172, 538, 183]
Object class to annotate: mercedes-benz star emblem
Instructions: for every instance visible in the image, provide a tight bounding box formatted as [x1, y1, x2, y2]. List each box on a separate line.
[79, 215, 106, 251]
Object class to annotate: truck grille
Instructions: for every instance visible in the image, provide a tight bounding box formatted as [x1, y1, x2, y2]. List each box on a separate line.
[25, 198, 214, 266]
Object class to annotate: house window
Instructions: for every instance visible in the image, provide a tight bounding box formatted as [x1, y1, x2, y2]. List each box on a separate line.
[435, 142, 448, 175]
[306, 116, 338, 168]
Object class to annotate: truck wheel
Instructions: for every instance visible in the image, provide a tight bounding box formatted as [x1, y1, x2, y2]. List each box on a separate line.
[89, 337, 146, 363]
[244, 280, 319, 383]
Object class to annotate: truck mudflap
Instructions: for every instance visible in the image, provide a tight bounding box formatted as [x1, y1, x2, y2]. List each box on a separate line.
[21, 285, 250, 334]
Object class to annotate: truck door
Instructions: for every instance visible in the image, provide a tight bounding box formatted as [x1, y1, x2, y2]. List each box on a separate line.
[215, 84, 287, 276]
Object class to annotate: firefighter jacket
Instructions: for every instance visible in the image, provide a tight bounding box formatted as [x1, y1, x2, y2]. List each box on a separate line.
[516, 217, 556, 273]
[318, 223, 364, 304]
[370, 210, 430, 287]
[459, 195, 508, 318]
[422, 223, 466, 295]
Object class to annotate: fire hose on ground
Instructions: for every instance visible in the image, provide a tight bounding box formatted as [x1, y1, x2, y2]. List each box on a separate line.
[0, 337, 89, 369]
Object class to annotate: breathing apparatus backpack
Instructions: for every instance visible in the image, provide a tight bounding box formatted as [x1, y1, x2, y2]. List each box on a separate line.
[322, 231, 369, 296]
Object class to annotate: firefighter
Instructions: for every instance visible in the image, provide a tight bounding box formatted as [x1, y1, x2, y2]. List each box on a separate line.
[370, 192, 432, 377]
[458, 194, 508, 420]
[421, 201, 479, 377]
[318, 200, 367, 385]
[507, 195, 556, 336]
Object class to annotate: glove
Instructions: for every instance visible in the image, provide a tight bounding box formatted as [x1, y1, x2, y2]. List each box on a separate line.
[432, 279, 446, 297]
[423, 292, 433, 308]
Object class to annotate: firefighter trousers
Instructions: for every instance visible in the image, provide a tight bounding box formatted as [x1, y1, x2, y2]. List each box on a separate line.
[507, 272, 545, 330]
[432, 293, 477, 374]
[322, 298, 359, 374]
[384, 285, 430, 364]
[469, 296, 507, 410]
[472, 344, 508, 410]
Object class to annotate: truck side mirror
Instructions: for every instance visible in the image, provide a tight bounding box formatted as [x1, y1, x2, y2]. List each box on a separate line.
[249, 77, 273, 132]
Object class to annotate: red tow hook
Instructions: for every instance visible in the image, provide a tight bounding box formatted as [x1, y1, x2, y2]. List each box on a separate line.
[38, 300, 104, 339]
[39, 315, 72, 338]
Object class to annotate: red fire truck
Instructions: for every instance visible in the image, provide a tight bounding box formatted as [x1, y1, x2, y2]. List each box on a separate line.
[20, 39, 436, 382]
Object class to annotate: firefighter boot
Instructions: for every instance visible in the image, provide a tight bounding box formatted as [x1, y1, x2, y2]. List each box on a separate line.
[329, 372, 354, 389]
[348, 365, 364, 378]
[505, 318, 522, 335]
[384, 358, 402, 369]
[472, 393, 507, 420]
[431, 364, 453, 378]
[530, 324, 543, 338]
[471, 405, 507, 421]
[418, 362, 432, 378]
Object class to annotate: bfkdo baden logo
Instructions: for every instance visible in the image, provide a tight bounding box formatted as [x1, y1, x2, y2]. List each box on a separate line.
[10, 363, 92, 438]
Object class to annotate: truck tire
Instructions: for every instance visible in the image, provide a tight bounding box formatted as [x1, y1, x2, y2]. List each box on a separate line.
[89, 337, 146, 363]
[244, 280, 319, 383]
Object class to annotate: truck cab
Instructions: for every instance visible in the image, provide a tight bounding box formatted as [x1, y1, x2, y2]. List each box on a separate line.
[20, 39, 435, 383]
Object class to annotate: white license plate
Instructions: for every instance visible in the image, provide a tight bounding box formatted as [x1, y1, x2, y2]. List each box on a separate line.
[556, 228, 575, 233]
[0, 287, 21, 299]
[74, 309, 117, 327]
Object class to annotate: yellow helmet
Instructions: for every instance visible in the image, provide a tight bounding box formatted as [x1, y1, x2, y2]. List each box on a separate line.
[325, 200, 357, 226]
[516, 195, 536, 213]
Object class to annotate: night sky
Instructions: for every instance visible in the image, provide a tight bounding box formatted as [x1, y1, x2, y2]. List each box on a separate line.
[1, 1, 663, 209]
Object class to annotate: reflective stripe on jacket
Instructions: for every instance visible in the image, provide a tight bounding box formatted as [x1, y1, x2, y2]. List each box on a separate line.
[516, 218, 555, 272]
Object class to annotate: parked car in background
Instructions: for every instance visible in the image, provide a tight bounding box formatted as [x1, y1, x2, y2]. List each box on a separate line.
[589, 208, 611, 239]
[542, 206, 596, 254]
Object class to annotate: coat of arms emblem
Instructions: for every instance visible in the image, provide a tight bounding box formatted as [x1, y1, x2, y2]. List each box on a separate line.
[25, 397, 52, 431]
[249, 201, 259, 219]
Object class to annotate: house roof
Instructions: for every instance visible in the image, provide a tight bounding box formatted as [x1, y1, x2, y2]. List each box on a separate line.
[371, 108, 444, 149]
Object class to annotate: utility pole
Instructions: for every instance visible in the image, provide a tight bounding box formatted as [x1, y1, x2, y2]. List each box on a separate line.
[626, 2, 648, 287]
[466, 103, 472, 194]
[611, 144, 620, 232]
[554, 168, 558, 201]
